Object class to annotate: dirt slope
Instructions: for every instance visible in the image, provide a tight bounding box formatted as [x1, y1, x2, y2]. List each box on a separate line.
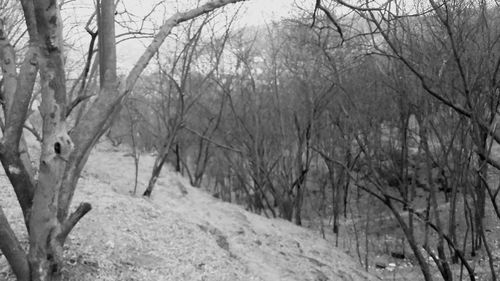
[0, 143, 379, 281]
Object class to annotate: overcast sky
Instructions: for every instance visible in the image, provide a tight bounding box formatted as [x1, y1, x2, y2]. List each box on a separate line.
[62, 0, 305, 73]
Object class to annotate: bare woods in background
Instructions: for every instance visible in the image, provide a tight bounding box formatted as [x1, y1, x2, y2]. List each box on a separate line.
[110, 1, 500, 280]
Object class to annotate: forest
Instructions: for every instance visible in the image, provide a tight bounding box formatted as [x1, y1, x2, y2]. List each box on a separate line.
[1, 0, 500, 280]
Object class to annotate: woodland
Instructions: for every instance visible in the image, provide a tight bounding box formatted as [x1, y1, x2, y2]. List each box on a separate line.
[1, 0, 500, 281]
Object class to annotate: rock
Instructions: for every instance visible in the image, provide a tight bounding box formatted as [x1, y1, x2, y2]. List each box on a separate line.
[391, 251, 405, 259]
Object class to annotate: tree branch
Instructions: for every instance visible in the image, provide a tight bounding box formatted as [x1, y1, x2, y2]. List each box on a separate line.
[66, 94, 94, 118]
[313, 0, 344, 43]
[334, 0, 391, 12]
[60, 0, 249, 219]
[185, 126, 241, 153]
[57, 202, 92, 243]
[23, 124, 42, 142]
[0, 207, 29, 281]
[125, 0, 247, 94]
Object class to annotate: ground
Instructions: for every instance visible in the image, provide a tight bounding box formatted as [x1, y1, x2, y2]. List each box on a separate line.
[326, 165, 500, 281]
[0, 140, 378, 281]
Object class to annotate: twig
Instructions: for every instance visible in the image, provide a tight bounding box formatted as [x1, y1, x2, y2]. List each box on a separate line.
[23, 124, 42, 142]
[184, 126, 241, 153]
[66, 94, 94, 117]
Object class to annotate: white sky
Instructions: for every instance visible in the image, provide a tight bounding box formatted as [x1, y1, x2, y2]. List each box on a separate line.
[62, 0, 303, 73]
[235, 0, 297, 25]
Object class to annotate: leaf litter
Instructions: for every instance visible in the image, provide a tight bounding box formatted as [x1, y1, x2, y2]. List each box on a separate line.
[0, 141, 378, 281]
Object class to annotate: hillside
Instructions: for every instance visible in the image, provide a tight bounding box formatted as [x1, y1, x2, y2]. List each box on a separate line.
[0, 142, 378, 281]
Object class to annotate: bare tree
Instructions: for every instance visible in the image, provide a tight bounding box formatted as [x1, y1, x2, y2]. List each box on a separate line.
[141, 13, 225, 197]
[0, 0, 247, 280]
[327, 0, 500, 249]
[308, 0, 499, 279]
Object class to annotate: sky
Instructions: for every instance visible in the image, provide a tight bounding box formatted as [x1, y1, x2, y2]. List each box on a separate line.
[62, 0, 304, 73]
[233, 0, 298, 25]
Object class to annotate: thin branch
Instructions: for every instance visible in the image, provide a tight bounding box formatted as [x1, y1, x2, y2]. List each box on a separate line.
[185, 126, 241, 153]
[23, 124, 42, 142]
[335, 0, 392, 11]
[66, 94, 94, 117]
[125, 0, 247, 94]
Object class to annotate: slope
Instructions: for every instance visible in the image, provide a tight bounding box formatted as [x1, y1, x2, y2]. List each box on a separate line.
[0, 142, 379, 281]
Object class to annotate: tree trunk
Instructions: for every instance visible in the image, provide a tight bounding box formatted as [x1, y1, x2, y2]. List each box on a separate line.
[143, 153, 168, 197]
[342, 148, 352, 218]
[294, 184, 304, 226]
[192, 139, 210, 187]
[174, 143, 181, 173]
[28, 230, 63, 281]
[328, 161, 339, 234]
[126, 104, 140, 194]
[279, 195, 294, 221]
[421, 116, 452, 280]
[143, 116, 181, 196]
[387, 201, 434, 281]
[474, 130, 488, 250]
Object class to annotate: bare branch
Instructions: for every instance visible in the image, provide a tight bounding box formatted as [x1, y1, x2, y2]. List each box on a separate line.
[23, 124, 42, 142]
[66, 94, 94, 117]
[57, 202, 92, 243]
[0, 207, 29, 281]
[313, 0, 344, 43]
[334, 0, 392, 12]
[125, 0, 247, 94]
[185, 126, 241, 153]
